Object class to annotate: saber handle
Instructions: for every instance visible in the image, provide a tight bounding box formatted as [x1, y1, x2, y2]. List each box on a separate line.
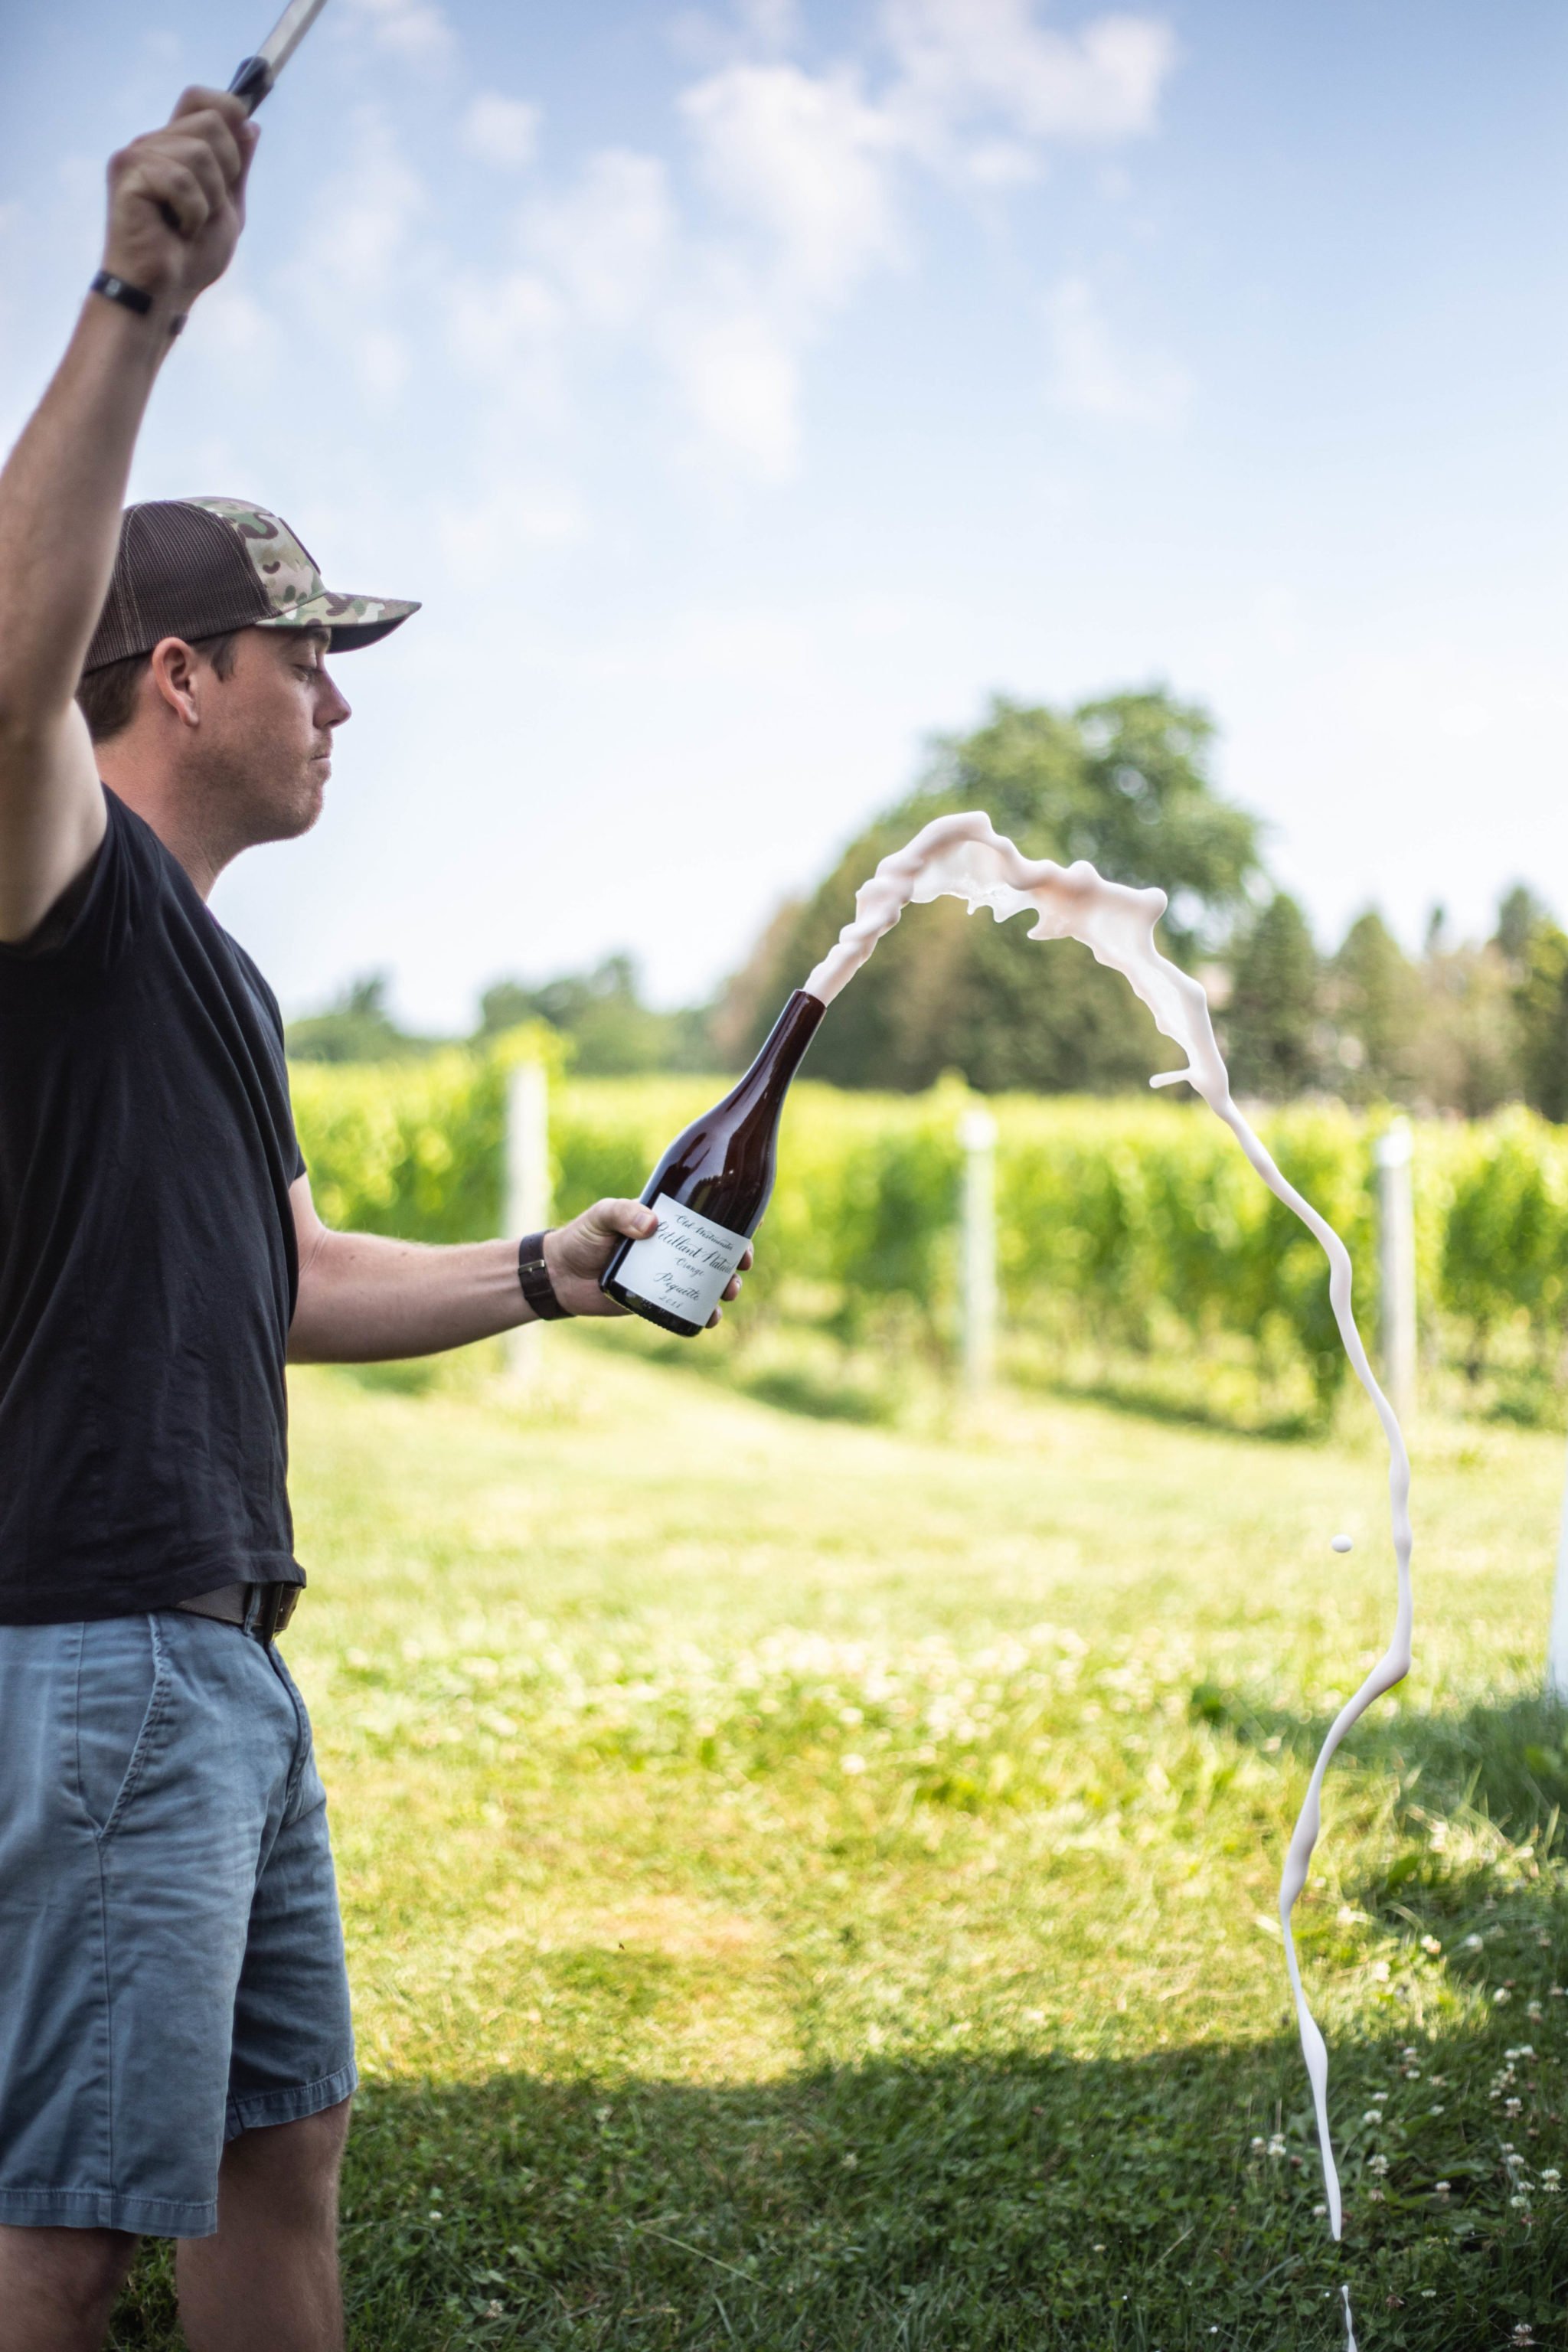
[228, 55, 276, 114]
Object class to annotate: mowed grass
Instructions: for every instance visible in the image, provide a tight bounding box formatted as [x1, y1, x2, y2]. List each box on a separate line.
[110, 1338, 1568, 2351]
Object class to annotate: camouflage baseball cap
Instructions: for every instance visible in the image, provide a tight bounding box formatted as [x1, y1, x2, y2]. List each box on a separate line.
[82, 497, 420, 673]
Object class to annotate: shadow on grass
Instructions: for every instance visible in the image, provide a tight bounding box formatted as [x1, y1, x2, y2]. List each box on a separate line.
[108, 2006, 1568, 2352]
[1190, 1686, 1568, 1844]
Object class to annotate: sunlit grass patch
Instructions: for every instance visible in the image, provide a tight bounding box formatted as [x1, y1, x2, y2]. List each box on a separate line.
[109, 1338, 1568, 2348]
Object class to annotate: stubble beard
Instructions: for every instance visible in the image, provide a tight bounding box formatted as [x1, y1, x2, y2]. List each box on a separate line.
[201, 739, 328, 854]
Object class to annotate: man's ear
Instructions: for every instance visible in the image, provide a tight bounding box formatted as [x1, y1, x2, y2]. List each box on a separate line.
[148, 637, 204, 730]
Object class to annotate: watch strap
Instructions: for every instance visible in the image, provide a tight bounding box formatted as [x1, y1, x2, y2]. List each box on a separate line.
[90, 270, 189, 336]
[518, 1231, 570, 1321]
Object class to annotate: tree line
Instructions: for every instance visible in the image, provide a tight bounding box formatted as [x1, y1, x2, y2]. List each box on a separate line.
[289, 685, 1568, 1116]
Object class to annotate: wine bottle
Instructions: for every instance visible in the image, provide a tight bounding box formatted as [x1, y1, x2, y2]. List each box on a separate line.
[599, 989, 825, 1336]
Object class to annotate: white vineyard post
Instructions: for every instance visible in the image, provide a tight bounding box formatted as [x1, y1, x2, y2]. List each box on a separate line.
[505, 1060, 551, 1386]
[1549, 1474, 1568, 1704]
[1376, 1117, 1417, 1425]
[959, 1106, 998, 1399]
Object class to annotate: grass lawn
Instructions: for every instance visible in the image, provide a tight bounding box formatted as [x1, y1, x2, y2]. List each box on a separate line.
[111, 1336, 1568, 2350]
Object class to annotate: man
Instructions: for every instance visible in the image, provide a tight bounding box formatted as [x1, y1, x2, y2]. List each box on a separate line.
[0, 89, 745, 2352]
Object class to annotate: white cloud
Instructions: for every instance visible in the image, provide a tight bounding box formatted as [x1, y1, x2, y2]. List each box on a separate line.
[737, 0, 804, 48]
[436, 480, 588, 578]
[279, 113, 430, 403]
[667, 303, 801, 475]
[884, 1, 1176, 164]
[240, 2, 1184, 493]
[341, 0, 456, 63]
[198, 276, 271, 364]
[461, 93, 541, 172]
[521, 151, 675, 328]
[446, 268, 560, 377]
[681, 64, 898, 307]
[1045, 274, 1191, 426]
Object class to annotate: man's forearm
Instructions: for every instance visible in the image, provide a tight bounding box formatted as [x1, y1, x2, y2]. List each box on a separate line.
[287, 1230, 533, 1364]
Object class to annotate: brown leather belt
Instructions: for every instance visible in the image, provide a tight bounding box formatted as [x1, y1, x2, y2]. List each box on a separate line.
[176, 1580, 300, 1645]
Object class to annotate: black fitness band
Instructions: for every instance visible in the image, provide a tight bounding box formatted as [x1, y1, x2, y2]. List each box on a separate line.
[518, 1232, 570, 1321]
[90, 270, 188, 336]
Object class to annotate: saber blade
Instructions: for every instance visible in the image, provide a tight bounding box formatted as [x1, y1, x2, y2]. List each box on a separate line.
[257, 0, 332, 74]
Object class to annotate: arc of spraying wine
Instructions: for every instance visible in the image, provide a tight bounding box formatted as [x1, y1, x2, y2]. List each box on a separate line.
[804, 810, 1414, 2253]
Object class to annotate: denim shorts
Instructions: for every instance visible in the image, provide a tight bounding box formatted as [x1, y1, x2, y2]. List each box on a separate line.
[0, 1610, 356, 2237]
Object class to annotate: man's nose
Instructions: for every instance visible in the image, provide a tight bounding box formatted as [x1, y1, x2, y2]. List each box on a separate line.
[321, 673, 352, 729]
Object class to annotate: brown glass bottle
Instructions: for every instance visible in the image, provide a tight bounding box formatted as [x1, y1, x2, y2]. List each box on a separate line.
[599, 990, 825, 1336]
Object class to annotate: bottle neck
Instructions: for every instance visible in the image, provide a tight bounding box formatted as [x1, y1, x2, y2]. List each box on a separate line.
[729, 989, 825, 1115]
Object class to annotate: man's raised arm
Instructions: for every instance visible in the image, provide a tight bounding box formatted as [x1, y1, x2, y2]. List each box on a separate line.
[0, 88, 256, 943]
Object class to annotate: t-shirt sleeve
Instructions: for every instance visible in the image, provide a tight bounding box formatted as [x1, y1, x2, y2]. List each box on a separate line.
[0, 786, 139, 1006]
[245, 958, 308, 1183]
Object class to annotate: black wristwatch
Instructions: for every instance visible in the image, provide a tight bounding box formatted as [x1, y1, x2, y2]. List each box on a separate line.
[518, 1232, 570, 1321]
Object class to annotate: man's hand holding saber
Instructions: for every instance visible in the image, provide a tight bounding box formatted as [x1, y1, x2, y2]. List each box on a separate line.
[100, 90, 256, 340]
[105, 0, 333, 333]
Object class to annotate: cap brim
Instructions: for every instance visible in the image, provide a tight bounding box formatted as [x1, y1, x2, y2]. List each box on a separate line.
[256, 590, 421, 653]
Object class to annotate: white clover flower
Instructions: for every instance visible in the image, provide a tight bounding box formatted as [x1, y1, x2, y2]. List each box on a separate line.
[1313, 2201, 1328, 2216]
[1462, 1933, 1485, 1951]
[1509, 2193, 1531, 2210]
[1541, 2167, 1561, 2184]
[1420, 1934, 1442, 1955]
[1526, 2001, 1544, 2020]
[1361, 2109, 1382, 2126]
[1505, 2099, 1524, 2116]
[1494, 1988, 1512, 2004]
[1434, 2180, 1452, 2195]
[1250, 2135, 1266, 2153]
[1368, 2154, 1390, 2176]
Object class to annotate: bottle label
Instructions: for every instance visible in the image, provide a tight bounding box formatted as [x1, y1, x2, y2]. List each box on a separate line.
[616, 1194, 748, 1326]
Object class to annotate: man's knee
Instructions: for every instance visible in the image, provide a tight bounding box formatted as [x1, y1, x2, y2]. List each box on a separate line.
[0, 2223, 137, 2328]
[220, 2098, 351, 2229]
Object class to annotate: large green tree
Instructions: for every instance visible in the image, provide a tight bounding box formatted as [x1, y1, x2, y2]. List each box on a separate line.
[286, 974, 443, 1063]
[726, 688, 1263, 1093]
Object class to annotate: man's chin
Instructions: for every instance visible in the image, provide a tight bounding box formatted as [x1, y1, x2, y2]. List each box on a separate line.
[253, 777, 326, 847]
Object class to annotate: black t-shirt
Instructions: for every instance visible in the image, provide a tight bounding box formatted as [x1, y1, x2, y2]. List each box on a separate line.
[0, 786, 306, 1622]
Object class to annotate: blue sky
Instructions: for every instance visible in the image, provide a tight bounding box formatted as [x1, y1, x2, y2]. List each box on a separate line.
[2, 1, 1564, 1027]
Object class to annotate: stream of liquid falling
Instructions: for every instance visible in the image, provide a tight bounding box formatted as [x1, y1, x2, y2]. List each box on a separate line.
[804, 812, 1414, 2335]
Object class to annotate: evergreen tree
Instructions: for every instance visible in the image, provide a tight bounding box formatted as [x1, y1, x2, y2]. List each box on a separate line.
[1514, 919, 1568, 1121]
[1326, 909, 1421, 1103]
[1224, 894, 1321, 1099]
